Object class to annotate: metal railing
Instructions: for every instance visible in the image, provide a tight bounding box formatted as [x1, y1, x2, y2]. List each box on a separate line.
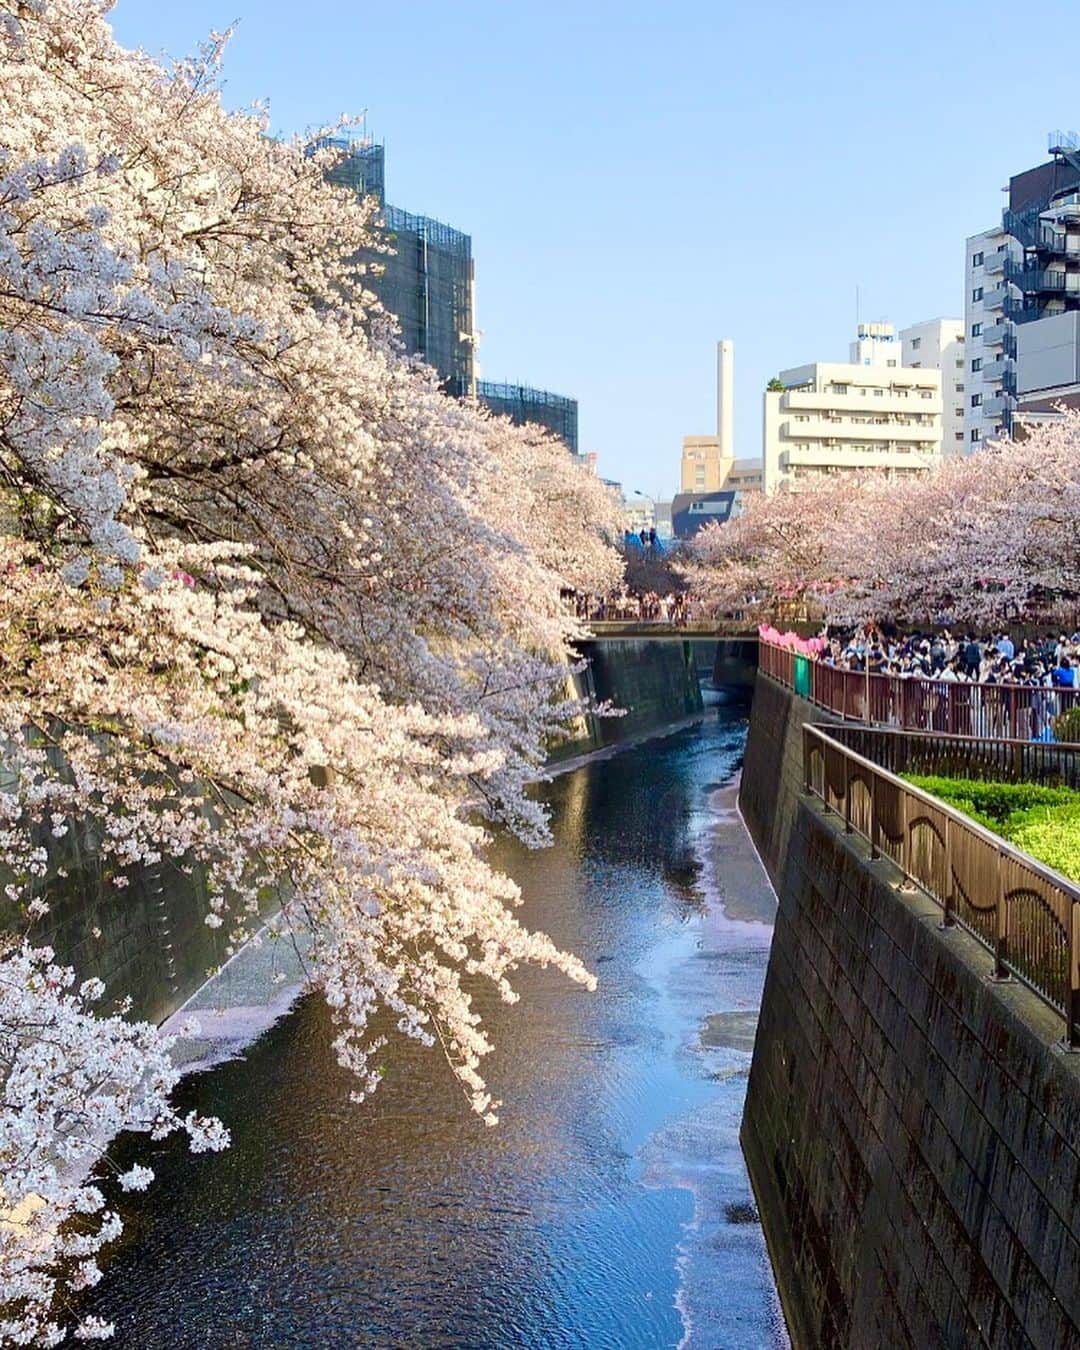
[803, 724, 1080, 1046]
[759, 639, 1080, 742]
[824, 723, 1080, 791]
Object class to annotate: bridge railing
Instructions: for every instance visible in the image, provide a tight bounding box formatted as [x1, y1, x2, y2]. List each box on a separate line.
[761, 638, 1080, 742]
[803, 723, 1080, 1046]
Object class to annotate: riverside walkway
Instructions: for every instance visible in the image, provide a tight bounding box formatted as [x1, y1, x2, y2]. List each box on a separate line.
[756, 637, 1080, 1043]
[759, 638, 1080, 743]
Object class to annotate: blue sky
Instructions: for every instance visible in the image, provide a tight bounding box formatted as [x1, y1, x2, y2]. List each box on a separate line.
[110, 0, 1075, 496]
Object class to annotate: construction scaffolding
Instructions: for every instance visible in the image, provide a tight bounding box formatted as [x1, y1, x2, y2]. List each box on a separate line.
[311, 134, 386, 204]
[477, 380, 579, 453]
[319, 137, 475, 397]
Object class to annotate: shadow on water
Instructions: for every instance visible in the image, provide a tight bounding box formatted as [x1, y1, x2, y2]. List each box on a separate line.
[83, 711, 785, 1349]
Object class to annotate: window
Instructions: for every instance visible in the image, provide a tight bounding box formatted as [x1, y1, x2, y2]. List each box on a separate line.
[972, 251, 984, 266]
[954, 408, 963, 418]
[919, 390, 932, 399]
[971, 393, 982, 407]
[955, 431, 965, 441]
[955, 382, 964, 393]
[971, 358, 982, 372]
[910, 337, 922, 350]
[955, 358, 964, 368]
[832, 383, 848, 394]
[910, 361, 921, 368]
[971, 323, 982, 337]
[972, 287, 983, 302]
[887, 359, 897, 367]
[970, 428, 981, 442]
[874, 389, 884, 397]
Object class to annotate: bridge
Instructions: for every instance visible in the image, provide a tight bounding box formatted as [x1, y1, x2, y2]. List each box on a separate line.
[584, 620, 758, 640]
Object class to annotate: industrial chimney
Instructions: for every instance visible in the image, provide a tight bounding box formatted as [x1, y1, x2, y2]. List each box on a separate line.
[716, 339, 734, 460]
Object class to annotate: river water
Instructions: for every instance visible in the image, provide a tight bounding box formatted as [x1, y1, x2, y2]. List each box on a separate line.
[85, 713, 787, 1348]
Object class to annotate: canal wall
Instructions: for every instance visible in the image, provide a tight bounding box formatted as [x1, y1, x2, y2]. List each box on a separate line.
[7, 825, 226, 1026]
[740, 672, 1080, 1348]
[18, 639, 732, 1024]
[552, 638, 707, 760]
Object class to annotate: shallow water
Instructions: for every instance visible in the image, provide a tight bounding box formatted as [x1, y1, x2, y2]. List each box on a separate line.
[86, 714, 787, 1348]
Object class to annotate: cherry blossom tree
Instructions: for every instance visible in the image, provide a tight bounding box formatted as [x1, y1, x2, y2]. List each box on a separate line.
[685, 477, 854, 621]
[0, 1, 622, 1338]
[688, 416, 1080, 631]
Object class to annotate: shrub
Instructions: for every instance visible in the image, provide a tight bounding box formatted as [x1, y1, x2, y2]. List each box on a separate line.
[903, 774, 1080, 881]
[1005, 803, 1080, 882]
[904, 775, 1077, 823]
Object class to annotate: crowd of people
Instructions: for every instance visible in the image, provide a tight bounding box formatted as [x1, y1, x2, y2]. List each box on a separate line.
[819, 628, 1080, 691]
[568, 589, 695, 625]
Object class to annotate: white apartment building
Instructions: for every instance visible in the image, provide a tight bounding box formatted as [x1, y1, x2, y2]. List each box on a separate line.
[899, 318, 966, 455]
[848, 321, 902, 369]
[763, 340, 943, 493]
[964, 226, 1016, 449]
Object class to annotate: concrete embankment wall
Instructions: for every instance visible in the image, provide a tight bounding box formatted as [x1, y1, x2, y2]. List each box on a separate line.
[553, 638, 706, 760]
[740, 672, 1080, 1348]
[8, 828, 225, 1026]
[20, 639, 728, 1022]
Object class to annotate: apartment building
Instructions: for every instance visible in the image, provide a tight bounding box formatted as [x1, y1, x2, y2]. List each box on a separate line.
[763, 341, 943, 493]
[964, 226, 1016, 447]
[965, 134, 1080, 444]
[899, 319, 966, 454]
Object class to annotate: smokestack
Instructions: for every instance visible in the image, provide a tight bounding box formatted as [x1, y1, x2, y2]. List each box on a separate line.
[716, 339, 734, 459]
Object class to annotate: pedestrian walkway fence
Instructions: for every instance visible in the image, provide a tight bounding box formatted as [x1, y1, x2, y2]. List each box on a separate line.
[760, 640, 1080, 742]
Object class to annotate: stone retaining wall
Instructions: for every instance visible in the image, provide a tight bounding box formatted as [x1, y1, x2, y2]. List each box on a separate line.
[740, 671, 1080, 1348]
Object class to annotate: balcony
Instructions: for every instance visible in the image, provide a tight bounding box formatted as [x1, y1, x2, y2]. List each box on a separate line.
[983, 249, 1007, 275]
[779, 418, 938, 446]
[1003, 208, 1066, 252]
[981, 282, 1010, 310]
[779, 445, 938, 472]
[781, 388, 938, 417]
[1004, 259, 1080, 295]
[981, 357, 1012, 385]
[981, 320, 1009, 347]
[982, 393, 1015, 420]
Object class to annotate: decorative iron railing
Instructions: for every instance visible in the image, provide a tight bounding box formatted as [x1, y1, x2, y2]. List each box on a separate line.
[759, 639, 1080, 742]
[802, 724, 1080, 1046]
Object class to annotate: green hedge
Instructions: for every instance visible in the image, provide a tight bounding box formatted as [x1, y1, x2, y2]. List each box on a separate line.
[903, 774, 1080, 882]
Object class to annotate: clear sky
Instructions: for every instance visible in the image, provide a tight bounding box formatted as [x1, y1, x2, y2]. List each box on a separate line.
[109, 0, 1076, 496]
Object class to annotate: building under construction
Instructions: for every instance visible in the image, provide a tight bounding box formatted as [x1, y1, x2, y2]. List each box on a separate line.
[322, 137, 475, 398]
[476, 380, 578, 453]
[323, 135, 580, 443]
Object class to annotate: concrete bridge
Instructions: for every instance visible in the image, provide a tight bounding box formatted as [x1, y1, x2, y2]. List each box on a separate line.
[584, 620, 758, 640]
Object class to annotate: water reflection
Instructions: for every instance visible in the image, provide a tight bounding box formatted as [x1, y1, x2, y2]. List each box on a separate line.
[85, 713, 784, 1348]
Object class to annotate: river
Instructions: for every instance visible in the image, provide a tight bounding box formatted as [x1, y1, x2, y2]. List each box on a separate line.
[84, 712, 787, 1348]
